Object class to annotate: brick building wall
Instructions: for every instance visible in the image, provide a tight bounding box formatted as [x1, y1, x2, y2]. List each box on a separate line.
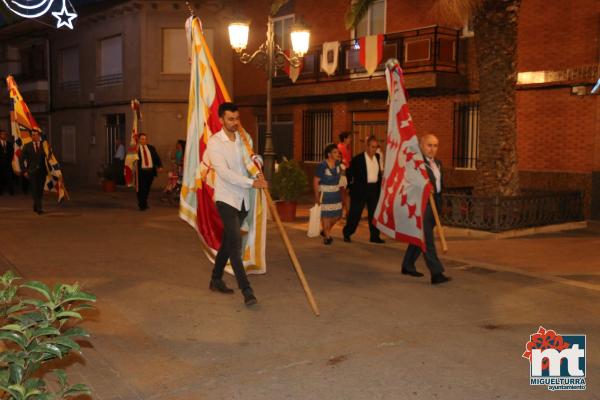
[231, 0, 599, 218]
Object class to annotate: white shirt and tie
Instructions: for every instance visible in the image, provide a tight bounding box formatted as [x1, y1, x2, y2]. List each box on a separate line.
[139, 145, 154, 169]
[364, 152, 380, 183]
[207, 129, 254, 211]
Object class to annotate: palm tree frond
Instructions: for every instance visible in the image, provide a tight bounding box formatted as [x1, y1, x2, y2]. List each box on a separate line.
[431, 0, 481, 26]
[271, 0, 291, 16]
[344, 0, 376, 31]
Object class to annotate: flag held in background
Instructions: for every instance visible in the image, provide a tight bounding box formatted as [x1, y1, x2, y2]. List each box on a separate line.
[180, 16, 267, 275]
[373, 59, 432, 251]
[359, 34, 384, 76]
[7, 75, 68, 202]
[124, 99, 141, 188]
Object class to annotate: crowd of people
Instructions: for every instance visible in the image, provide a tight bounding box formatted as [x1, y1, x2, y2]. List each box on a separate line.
[312, 132, 452, 285]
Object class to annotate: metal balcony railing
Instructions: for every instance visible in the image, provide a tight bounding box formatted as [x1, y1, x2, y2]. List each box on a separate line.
[274, 25, 460, 86]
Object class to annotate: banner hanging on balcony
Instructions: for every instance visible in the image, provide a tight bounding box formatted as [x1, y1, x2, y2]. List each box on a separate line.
[359, 34, 383, 76]
[320, 41, 340, 76]
[373, 60, 432, 251]
[180, 16, 267, 275]
[283, 50, 303, 83]
[7, 75, 68, 202]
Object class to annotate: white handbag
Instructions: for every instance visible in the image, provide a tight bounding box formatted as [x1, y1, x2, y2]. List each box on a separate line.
[307, 192, 323, 238]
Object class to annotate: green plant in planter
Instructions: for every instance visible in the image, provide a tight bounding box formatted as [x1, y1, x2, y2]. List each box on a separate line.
[272, 159, 308, 202]
[0, 270, 96, 400]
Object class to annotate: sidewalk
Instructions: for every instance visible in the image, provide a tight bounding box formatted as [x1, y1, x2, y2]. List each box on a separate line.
[291, 203, 600, 283]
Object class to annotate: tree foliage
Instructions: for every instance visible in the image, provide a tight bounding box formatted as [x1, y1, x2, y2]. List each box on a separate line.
[0, 271, 96, 400]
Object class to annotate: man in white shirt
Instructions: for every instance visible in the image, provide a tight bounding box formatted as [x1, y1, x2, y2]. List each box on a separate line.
[113, 138, 125, 185]
[343, 135, 385, 244]
[136, 133, 162, 210]
[207, 102, 268, 306]
[401, 134, 451, 285]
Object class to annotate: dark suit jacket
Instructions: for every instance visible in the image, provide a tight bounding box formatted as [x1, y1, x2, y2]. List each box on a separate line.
[0, 141, 13, 168]
[424, 157, 443, 211]
[137, 145, 162, 177]
[20, 142, 47, 176]
[347, 152, 382, 197]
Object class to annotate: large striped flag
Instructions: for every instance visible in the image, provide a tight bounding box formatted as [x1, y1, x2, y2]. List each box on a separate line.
[7, 75, 38, 175]
[124, 99, 141, 188]
[373, 60, 432, 250]
[7, 75, 68, 202]
[180, 16, 267, 274]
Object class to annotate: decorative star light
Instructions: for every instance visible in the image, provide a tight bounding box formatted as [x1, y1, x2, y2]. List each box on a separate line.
[51, 0, 77, 29]
[1, 0, 78, 29]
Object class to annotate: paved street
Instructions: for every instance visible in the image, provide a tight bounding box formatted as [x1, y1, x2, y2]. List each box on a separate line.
[0, 189, 598, 400]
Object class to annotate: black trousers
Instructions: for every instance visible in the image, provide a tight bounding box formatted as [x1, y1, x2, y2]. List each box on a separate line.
[401, 204, 444, 276]
[137, 169, 154, 209]
[29, 172, 45, 211]
[343, 183, 381, 240]
[212, 201, 250, 291]
[0, 165, 14, 195]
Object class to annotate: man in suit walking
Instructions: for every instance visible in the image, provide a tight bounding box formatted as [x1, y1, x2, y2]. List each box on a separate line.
[20, 131, 47, 214]
[136, 133, 162, 211]
[343, 135, 385, 244]
[0, 130, 14, 195]
[401, 134, 451, 285]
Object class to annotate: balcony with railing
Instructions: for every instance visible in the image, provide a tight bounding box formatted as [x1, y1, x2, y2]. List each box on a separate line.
[272, 25, 464, 96]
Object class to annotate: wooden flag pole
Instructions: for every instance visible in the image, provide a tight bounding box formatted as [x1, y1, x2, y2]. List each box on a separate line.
[263, 189, 320, 316]
[429, 193, 448, 253]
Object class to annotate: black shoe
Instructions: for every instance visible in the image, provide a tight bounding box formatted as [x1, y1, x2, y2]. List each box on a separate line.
[370, 237, 385, 244]
[343, 235, 351, 243]
[209, 279, 234, 294]
[324, 237, 333, 245]
[431, 274, 452, 285]
[242, 288, 257, 306]
[402, 269, 424, 277]
[36, 210, 44, 215]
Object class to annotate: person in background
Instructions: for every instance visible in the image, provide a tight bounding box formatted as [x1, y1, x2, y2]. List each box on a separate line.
[337, 131, 352, 217]
[136, 133, 162, 211]
[343, 135, 385, 244]
[19, 131, 47, 214]
[113, 138, 126, 185]
[0, 130, 14, 195]
[314, 143, 343, 245]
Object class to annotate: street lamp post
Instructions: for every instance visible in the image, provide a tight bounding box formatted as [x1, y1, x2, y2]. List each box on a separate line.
[229, 17, 309, 181]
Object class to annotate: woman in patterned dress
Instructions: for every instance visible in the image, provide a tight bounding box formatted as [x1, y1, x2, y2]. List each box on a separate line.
[313, 143, 343, 245]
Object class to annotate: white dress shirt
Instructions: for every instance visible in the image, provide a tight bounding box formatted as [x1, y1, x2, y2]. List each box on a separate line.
[114, 144, 125, 160]
[365, 152, 379, 183]
[207, 129, 254, 211]
[139, 145, 154, 168]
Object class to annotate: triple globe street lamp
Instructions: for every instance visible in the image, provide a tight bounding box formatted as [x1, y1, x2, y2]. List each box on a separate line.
[228, 16, 310, 180]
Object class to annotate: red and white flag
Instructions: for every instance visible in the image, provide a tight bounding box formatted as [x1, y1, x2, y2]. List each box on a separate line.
[283, 50, 303, 83]
[373, 60, 432, 251]
[359, 34, 383, 76]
